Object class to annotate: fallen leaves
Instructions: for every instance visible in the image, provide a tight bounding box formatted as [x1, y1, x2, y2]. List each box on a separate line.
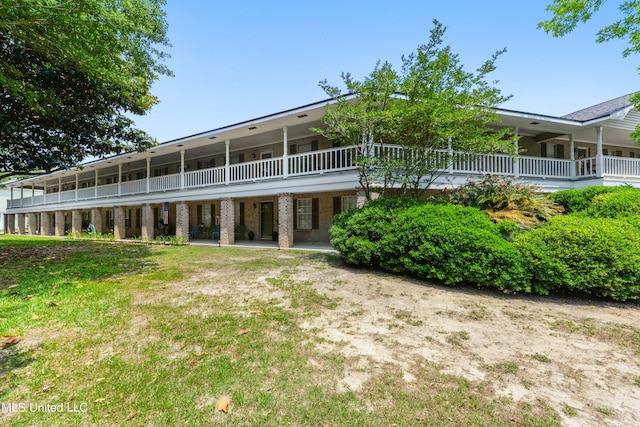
[216, 396, 230, 413]
[45, 301, 60, 307]
[237, 329, 251, 336]
[1, 335, 21, 349]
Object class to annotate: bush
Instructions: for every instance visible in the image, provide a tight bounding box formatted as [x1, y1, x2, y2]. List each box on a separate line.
[330, 196, 425, 267]
[376, 204, 527, 288]
[548, 186, 636, 214]
[585, 189, 640, 218]
[434, 175, 562, 229]
[513, 215, 640, 301]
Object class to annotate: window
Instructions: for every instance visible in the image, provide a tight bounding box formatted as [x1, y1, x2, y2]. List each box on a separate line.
[136, 172, 144, 180]
[135, 208, 142, 228]
[541, 142, 564, 159]
[125, 209, 131, 228]
[341, 196, 357, 212]
[297, 198, 313, 230]
[290, 140, 319, 154]
[107, 210, 114, 229]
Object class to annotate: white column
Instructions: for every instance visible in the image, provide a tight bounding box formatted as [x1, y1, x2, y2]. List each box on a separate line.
[58, 177, 61, 202]
[75, 173, 79, 201]
[118, 164, 122, 196]
[31, 184, 35, 205]
[569, 133, 575, 180]
[180, 149, 185, 189]
[282, 126, 289, 178]
[513, 127, 520, 178]
[225, 139, 230, 185]
[596, 126, 604, 178]
[146, 157, 151, 193]
[94, 169, 99, 199]
[447, 137, 453, 174]
[20, 185, 23, 207]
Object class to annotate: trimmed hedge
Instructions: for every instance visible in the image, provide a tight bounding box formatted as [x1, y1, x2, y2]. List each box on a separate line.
[585, 189, 640, 218]
[377, 204, 526, 288]
[512, 215, 640, 301]
[548, 186, 636, 213]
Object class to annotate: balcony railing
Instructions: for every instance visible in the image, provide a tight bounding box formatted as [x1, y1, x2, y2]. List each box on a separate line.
[7, 145, 640, 209]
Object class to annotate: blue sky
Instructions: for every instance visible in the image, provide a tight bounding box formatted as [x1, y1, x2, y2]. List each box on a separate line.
[132, 0, 638, 142]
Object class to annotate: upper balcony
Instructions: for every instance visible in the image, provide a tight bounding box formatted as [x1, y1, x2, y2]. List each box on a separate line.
[7, 144, 640, 210]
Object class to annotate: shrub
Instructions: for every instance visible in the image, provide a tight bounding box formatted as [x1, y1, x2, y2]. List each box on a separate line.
[435, 175, 562, 229]
[330, 196, 425, 267]
[376, 204, 527, 288]
[548, 186, 636, 214]
[513, 215, 640, 301]
[585, 189, 640, 218]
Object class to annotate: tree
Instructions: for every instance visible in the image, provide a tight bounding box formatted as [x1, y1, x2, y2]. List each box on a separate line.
[314, 20, 514, 199]
[0, 0, 172, 179]
[538, 0, 640, 138]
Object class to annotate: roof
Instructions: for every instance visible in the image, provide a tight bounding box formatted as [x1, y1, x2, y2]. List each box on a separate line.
[562, 93, 636, 121]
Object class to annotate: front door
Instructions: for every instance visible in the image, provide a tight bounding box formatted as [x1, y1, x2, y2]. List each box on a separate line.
[260, 202, 274, 239]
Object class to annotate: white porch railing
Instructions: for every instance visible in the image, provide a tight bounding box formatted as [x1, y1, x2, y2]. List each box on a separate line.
[10, 146, 640, 210]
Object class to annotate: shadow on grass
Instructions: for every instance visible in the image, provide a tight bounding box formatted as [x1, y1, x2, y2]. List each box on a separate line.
[0, 347, 35, 399]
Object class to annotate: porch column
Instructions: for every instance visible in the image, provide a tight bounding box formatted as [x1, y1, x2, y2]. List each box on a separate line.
[58, 177, 61, 202]
[6, 214, 14, 234]
[40, 212, 51, 236]
[447, 137, 453, 175]
[71, 209, 82, 234]
[28, 213, 38, 235]
[569, 133, 575, 179]
[356, 189, 368, 209]
[95, 169, 99, 199]
[146, 157, 151, 193]
[118, 164, 122, 197]
[282, 126, 289, 178]
[596, 126, 604, 178]
[54, 211, 65, 237]
[220, 198, 235, 245]
[278, 193, 294, 249]
[75, 173, 79, 201]
[175, 202, 189, 238]
[513, 127, 520, 178]
[20, 186, 23, 207]
[113, 206, 125, 240]
[225, 140, 230, 185]
[31, 184, 35, 205]
[16, 213, 25, 234]
[141, 204, 154, 240]
[91, 208, 103, 235]
[180, 149, 185, 189]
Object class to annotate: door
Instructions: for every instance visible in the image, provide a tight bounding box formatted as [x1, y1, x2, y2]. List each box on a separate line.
[260, 202, 274, 239]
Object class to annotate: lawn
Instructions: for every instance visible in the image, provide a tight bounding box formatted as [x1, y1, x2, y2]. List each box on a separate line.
[1, 236, 638, 426]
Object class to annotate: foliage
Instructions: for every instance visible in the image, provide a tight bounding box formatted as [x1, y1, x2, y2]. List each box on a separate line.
[585, 188, 640, 218]
[548, 185, 634, 213]
[314, 20, 513, 200]
[513, 215, 640, 300]
[538, 0, 640, 139]
[434, 175, 563, 229]
[377, 204, 526, 288]
[0, 0, 172, 178]
[330, 196, 425, 267]
[68, 231, 115, 241]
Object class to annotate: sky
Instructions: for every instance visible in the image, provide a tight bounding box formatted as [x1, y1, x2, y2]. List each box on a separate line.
[130, 0, 639, 143]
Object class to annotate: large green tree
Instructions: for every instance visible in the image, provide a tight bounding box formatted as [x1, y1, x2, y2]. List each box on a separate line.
[0, 0, 172, 179]
[315, 20, 513, 199]
[539, 0, 640, 138]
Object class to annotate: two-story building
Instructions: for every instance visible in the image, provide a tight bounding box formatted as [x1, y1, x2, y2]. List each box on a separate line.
[3, 93, 639, 247]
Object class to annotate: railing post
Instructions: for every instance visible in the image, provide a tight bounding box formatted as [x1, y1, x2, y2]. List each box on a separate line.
[180, 149, 185, 189]
[118, 164, 122, 197]
[75, 173, 79, 201]
[95, 169, 99, 199]
[58, 177, 61, 203]
[447, 138, 453, 174]
[146, 157, 151, 194]
[513, 127, 520, 178]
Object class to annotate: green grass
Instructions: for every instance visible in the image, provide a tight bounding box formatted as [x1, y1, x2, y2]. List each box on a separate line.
[0, 236, 560, 426]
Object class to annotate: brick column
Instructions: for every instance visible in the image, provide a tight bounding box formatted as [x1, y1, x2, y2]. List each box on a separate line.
[114, 206, 125, 240]
[278, 193, 294, 249]
[54, 211, 65, 236]
[28, 213, 38, 235]
[356, 190, 368, 208]
[40, 212, 51, 236]
[175, 202, 189, 238]
[141, 204, 154, 240]
[16, 213, 25, 234]
[91, 208, 103, 234]
[220, 198, 235, 246]
[71, 209, 82, 234]
[6, 214, 15, 234]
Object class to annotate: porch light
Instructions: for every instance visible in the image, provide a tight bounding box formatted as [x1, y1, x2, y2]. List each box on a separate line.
[297, 114, 308, 118]
[248, 126, 257, 130]
[253, 203, 257, 209]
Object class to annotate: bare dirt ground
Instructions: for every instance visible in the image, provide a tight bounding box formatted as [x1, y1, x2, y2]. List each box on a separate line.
[186, 252, 640, 427]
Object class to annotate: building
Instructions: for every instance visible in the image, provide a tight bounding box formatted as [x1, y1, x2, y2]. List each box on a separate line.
[3, 93, 639, 246]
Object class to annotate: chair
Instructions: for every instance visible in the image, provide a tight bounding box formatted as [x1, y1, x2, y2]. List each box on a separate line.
[189, 225, 199, 240]
[211, 225, 220, 241]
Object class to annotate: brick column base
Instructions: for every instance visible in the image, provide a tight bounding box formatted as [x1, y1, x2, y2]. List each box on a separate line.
[54, 211, 65, 236]
[91, 208, 103, 235]
[16, 213, 25, 234]
[28, 213, 38, 235]
[71, 210, 82, 234]
[114, 206, 125, 240]
[220, 198, 235, 246]
[141, 204, 154, 240]
[175, 202, 189, 238]
[40, 212, 51, 236]
[278, 193, 294, 249]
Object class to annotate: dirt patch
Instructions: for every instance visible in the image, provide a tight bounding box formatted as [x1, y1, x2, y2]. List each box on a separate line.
[288, 263, 640, 427]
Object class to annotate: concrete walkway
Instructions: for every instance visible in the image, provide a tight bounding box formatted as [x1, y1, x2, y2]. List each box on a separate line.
[188, 238, 337, 253]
